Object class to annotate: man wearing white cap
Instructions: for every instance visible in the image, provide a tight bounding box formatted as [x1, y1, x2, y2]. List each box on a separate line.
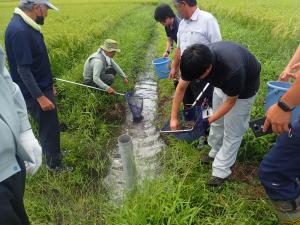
[5, 0, 69, 172]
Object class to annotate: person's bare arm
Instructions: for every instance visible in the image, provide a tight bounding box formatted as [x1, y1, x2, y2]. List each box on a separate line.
[169, 47, 181, 79]
[208, 96, 238, 124]
[163, 38, 173, 57]
[170, 79, 190, 130]
[279, 44, 300, 81]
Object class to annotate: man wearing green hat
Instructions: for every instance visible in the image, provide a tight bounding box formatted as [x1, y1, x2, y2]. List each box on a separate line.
[83, 39, 128, 94]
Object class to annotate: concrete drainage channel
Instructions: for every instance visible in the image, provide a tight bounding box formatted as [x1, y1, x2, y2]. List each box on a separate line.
[104, 45, 165, 201]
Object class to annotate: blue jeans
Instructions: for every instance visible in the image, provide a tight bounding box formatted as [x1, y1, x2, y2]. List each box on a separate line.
[259, 120, 300, 201]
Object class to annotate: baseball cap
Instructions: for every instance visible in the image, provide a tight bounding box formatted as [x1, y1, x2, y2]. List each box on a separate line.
[20, 0, 59, 11]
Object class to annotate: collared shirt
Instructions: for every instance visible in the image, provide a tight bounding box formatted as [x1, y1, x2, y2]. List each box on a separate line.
[177, 8, 222, 55]
[5, 14, 53, 100]
[165, 16, 181, 43]
[204, 41, 261, 99]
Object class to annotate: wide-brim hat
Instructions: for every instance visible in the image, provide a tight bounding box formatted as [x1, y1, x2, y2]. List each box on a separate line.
[100, 39, 121, 53]
[20, 0, 59, 11]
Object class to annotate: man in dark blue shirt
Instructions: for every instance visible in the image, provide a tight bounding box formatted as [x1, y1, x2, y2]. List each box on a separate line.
[5, 0, 65, 171]
[154, 3, 181, 57]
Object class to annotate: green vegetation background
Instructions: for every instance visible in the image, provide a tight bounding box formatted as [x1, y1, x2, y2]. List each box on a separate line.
[0, 0, 299, 224]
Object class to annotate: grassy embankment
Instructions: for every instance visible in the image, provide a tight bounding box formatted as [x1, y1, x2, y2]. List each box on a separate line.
[0, 0, 159, 224]
[104, 1, 300, 224]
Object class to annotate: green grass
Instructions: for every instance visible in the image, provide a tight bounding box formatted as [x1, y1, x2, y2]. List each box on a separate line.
[105, 140, 278, 224]
[201, 0, 300, 39]
[1, 0, 299, 224]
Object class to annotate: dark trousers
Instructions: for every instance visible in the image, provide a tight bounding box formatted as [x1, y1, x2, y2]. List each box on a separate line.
[26, 90, 62, 168]
[174, 80, 213, 107]
[83, 73, 115, 88]
[259, 120, 300, 201]
[83, 80, 98, 88]
[0, 157, 29, 225]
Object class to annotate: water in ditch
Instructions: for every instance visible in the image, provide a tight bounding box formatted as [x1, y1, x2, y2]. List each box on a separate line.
[104, 48, 165, 202]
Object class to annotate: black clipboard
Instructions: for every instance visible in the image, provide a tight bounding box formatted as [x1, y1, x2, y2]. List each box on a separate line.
[249, 117, 273, 138]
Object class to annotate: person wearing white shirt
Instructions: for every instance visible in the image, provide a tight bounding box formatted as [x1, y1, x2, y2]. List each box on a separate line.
[170, 0, 221, 109]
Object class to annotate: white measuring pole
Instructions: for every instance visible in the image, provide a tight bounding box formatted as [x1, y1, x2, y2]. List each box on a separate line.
[55, 78, 125, 96]
[191, 83, 210, 107]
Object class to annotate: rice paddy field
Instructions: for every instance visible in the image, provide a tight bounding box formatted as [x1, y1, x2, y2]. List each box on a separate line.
[0, 0, 299, 224]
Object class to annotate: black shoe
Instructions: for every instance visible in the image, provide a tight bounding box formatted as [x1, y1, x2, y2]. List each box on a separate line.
[201, 155, 214, 164]
[133, 115, 144, 123]
[47, 164, 74, 173]
[207, 176, 228, 187]
[197, 136, 208, 149]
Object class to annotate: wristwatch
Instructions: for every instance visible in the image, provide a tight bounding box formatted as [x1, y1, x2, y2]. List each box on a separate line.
[277, 98, 294, 112]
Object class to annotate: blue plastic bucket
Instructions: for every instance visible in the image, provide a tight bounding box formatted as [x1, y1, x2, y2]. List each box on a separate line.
[152, 57, 171, 79]
[264, 81, 300, 122]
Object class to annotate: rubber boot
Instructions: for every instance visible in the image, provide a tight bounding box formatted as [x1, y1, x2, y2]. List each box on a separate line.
[273, 195, 300, 225]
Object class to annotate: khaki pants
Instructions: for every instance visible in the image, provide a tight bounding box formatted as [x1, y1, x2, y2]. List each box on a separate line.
[208, 88, 256, 178]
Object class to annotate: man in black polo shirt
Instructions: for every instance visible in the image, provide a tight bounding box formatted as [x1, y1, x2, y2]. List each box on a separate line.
[154, 3, 181, 57]
[5, 0, 65, 171]
[170, 42, 261, 186]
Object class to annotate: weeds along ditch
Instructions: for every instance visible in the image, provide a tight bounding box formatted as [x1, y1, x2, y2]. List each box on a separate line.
[104, 2, 299, 225]
[54, 5, 158, 176]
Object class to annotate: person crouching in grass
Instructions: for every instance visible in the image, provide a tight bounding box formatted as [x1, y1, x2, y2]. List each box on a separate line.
[83, 39, 128, 95]
[170, 42, 261, 187]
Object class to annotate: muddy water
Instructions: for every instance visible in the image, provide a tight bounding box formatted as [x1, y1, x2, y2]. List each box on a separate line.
[104, 50, 165, 201]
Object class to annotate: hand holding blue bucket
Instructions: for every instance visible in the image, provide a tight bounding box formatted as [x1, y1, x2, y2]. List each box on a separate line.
[152, 57, 171, 79]
[264, 81, 300, 122]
